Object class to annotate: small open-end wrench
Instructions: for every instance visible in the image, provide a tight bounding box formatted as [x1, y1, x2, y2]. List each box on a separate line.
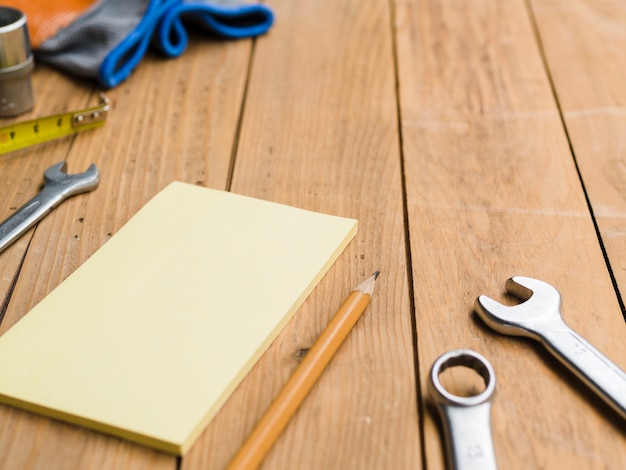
[0, 161, 99, 254]
[475, 276, 626, 421]
[428, 349, 498, 470]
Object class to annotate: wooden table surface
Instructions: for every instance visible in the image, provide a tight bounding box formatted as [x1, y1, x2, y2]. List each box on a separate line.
[1, 0, 625, 468]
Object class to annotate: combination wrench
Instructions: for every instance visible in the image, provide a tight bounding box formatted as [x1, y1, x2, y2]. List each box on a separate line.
[0, 161, 99, 254]
[428, 349, 499, 470]
[475, 276, 626, 421]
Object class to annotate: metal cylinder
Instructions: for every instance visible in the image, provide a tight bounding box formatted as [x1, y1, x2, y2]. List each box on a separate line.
[0, 7, 34, 117]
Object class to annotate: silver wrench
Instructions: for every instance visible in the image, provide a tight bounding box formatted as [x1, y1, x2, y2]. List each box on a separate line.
[0, 161, 99, 254]
[475, 276, 626, 421]
[428, 349, 498, 470]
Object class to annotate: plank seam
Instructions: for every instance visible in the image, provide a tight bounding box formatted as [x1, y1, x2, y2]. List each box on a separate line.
[0, 233, 34, 329]
[524, 0, 626, 322]
[0, 88, 93, 327]
[387, 0, 428, 467]
[226, 39, 257, 192]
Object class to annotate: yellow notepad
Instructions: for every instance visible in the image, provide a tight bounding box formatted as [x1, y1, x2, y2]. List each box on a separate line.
[0, 182, 357, 455]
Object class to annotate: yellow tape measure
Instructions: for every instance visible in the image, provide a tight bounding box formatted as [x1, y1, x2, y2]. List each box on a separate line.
[0, 94, 109, 154]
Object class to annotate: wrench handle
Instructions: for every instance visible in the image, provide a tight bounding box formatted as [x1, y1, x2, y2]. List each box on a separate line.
[0, 186, 62, 254]
[542, 324, 626, 420]
[436, 402, 498, 470]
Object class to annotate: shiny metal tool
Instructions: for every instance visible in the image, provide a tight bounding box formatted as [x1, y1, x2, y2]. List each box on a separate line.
[475, 276, 626, 421]
[428, 349, 498, 470]
[0, 6, 34, 116]
[0, 161, 99, 254]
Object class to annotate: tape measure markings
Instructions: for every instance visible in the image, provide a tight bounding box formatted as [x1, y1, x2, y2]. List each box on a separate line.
[0, 94, 109, 154]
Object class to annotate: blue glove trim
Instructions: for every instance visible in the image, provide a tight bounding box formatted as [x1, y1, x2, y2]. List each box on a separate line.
[99, 0, 176, 88]
[156, 3, 274, 57]
[99, 1, 273, 89]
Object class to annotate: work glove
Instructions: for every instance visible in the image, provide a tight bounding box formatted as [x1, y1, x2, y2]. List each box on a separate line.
[4, 0, 273, 88]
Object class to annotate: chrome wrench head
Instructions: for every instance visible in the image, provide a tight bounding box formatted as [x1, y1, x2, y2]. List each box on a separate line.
[43, 161, 100, 197]
[0, 160, 99, 255]
[428, 350, 498, 470]
[429, 349, 496, 407]
[475, 276, 626, 421]
[474, 276, 563, 340]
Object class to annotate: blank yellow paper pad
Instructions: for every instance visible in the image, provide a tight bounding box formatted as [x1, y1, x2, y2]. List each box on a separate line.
[0, 182, 357, 455]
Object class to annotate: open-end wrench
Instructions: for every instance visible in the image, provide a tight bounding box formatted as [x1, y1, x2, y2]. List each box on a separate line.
[475, 276, 626, 421]
[428, 349, 498, 470]
[0, 161, 99, 254]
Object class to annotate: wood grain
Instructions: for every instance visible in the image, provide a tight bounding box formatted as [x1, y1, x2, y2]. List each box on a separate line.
[0, 35, 251, 469]
[394, 0, 626, 468]
[530, 0, 626, 303]
[1, 0, 624, 468]
[0, 70, 92, 328]
[182, 0, 421, 468]
[0, 406, 172, 470]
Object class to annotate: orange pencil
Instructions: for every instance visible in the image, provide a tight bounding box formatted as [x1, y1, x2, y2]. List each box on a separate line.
[226, 271, 380, 470]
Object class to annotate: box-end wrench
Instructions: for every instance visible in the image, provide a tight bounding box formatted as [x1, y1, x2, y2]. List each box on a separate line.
[475, 276, 626, 421]
[428, 349, 498, 470]
[0, 161, 99, 254]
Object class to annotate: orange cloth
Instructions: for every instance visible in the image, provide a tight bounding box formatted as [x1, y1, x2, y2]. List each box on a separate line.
[3, 0, 98, 48]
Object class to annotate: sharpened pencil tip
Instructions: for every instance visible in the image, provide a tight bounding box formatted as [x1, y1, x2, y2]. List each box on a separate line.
[354, 271, 379, 295]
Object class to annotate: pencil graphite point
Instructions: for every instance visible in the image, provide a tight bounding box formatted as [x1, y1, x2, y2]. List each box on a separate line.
[355, 270, 380, 296]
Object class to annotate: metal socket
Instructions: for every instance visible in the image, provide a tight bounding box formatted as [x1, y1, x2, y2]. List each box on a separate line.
[0, 7, 34, 117]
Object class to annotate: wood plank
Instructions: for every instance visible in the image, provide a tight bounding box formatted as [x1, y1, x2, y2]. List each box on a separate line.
[182, 0, 421, 468]
[0, 69, 92, 327]
[0, 406, 172, 470]
[530, 0, 626, 303]
[0, 35, 251, 468]
[394, 0, 626, 468]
